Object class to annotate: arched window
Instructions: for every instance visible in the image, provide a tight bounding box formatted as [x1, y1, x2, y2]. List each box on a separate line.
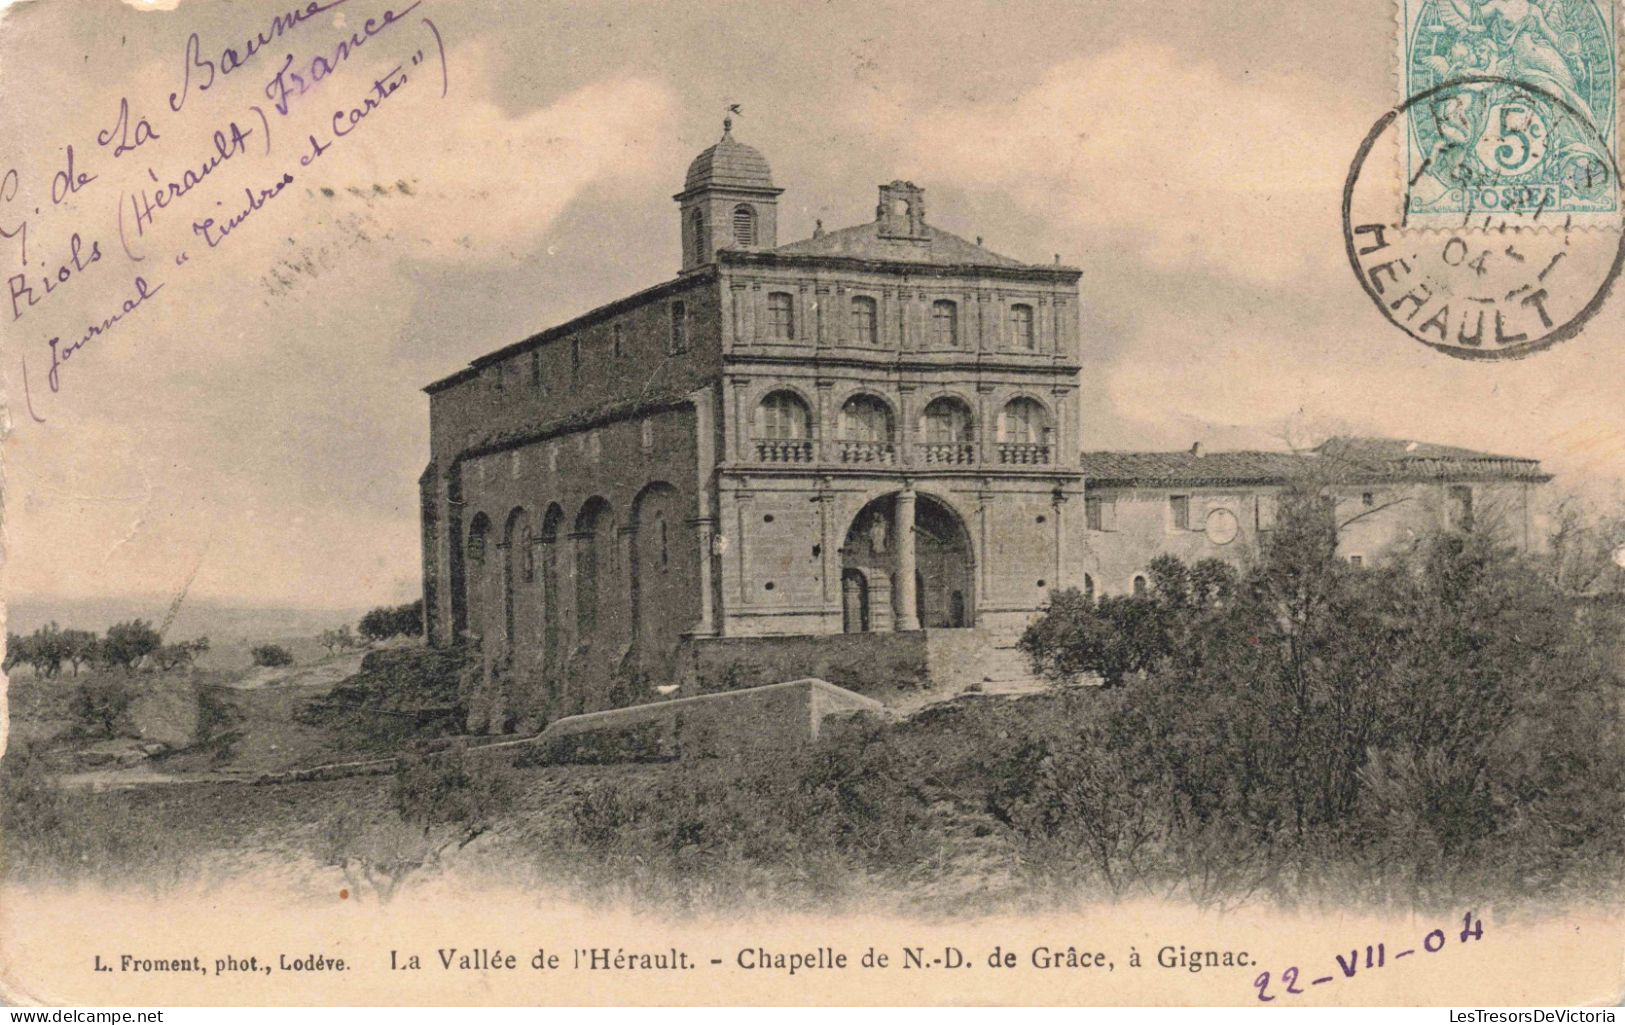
[669, 301, 687, 354]
[851, 296, 878, 345]
[840, 394, 894, 442]
[1083, 573, 1095, 603]
[919, 396, 974, 465]
[574, 498, 613, 636]
[464, 512, 492, 643]
[1009, 303, 1035, 349]
[767, 292, 795, 340]
[1132, 574, 1148, 597]
[931, 299, 959, 347]
[839, 395, 895, 463]
[920, 396, 973, 442]
[732, 204, 757, 247]
[998, 397, 1052, 464]
[757, 390, 811, 439]
[999, 397, 1051, 443]
[689, 209, 707, 265]
[540, 504, 563, 669]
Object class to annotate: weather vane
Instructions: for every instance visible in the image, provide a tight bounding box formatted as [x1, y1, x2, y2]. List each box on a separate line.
[724, 103, 742, 133]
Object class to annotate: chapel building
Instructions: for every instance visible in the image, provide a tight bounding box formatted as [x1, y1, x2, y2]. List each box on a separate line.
[420, 122, 1549, 730]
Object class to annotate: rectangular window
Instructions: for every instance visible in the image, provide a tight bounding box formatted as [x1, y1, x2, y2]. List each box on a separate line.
[1086, 496, 1116, 531]
[767, 292, 794, 340]
[570, 339, 580, 376]
[851, 296, 877, 345]
[612, 323, 625, 358]
[1447, 485, 1474, 530]
[1362, 491, 1374, 507]
[931, 300, 959, 347]
[1348, 555, 1364, 568]
[1170, 494, 1190, 531]
[670, 301, 688, 353]
[1009, 304, 1035, 349]
[1256, 494, 1278, 531]
[530, 350, 542, 388]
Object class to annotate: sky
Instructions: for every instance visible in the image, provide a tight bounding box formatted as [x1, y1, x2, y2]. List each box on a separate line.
[0, 0, 1621, 613]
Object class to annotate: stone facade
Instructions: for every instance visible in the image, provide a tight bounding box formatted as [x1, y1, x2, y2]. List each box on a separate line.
[420, 124, 1551, 729]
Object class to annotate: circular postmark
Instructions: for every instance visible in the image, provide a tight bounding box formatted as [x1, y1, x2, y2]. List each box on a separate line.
[1344, 75, 1625, 360]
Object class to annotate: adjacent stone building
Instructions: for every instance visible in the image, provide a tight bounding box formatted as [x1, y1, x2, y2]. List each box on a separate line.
[420, 121, 1550, 729]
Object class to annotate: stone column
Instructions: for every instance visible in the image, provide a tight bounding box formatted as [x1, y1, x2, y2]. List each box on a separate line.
[894, 488, 920, 631]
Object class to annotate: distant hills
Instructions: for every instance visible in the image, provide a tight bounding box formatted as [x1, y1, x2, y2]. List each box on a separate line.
[4, 597, 372, 644]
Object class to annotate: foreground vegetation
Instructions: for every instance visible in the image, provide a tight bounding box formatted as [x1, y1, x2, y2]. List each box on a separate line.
[2, 501, 1620, 915]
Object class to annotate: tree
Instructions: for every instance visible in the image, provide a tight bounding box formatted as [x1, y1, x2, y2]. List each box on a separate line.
[151, 637, 210, 672]
[3, 632, 23, 673]
[61, 629, 99, 675]
[251, 644, 294, 668]
[21, 622, 71, 677]
[1018, 588, 1170, 687]
[360, 600, 425, 643]
[99, 619, 161, 673]
[320, 625, 357, 655]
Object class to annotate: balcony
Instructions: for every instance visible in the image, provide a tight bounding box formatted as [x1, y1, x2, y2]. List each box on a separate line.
[920, 442, 976, 466]
[997, 442, 1051, 465]
[754, 438, 815, 464]
[837, 440, 897, 464]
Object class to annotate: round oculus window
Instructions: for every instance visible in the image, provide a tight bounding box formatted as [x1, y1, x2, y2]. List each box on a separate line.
[1204, 507, 1240, 546]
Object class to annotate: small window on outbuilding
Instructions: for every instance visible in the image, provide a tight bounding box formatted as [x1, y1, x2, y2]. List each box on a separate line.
[1170, 494, 1191, 531]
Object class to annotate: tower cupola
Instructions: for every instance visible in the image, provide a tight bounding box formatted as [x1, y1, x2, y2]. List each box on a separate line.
[675, 115, 783, 272]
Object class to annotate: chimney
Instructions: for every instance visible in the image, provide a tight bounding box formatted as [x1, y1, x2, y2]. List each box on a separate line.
[1190, 441, 1205, 458]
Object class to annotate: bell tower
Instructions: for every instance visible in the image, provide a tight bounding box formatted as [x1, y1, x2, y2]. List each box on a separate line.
[675, 116, 783, 272]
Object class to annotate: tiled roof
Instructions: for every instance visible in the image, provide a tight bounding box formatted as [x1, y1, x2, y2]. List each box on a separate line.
[1082, 437, 1549, 486]
[1081, 450, 1308, 487]
[770, 221, 1031, 268]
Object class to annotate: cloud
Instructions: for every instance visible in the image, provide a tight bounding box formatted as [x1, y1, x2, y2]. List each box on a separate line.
[886, 43, 1370, 286]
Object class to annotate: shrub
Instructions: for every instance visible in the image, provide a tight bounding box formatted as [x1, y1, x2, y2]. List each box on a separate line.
[250, 644, 294, 667]
[360, 600, 424, 643]
[99, 620, 161, 672]
[68, 675, 136, 737]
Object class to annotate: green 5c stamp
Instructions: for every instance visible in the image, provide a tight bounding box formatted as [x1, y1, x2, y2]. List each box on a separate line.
[1402, 0, 1619, 225]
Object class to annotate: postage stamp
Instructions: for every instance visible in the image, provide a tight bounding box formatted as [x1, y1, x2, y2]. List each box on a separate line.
[1399, 0, 1620, 226]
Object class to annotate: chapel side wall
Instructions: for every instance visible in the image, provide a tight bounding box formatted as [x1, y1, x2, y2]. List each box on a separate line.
[423, 274, 723, 651]
[451, 406, 705, 729]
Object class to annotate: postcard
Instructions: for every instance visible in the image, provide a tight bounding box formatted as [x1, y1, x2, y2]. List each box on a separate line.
[0, 0, 1621, 1007]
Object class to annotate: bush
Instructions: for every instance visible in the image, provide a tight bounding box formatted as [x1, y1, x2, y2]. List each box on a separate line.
[360, 600, 424, 643]
[68, 676, 136, 737]
[309, 744, 516, 902]
[1007, 486, 1625, 907]
[250, 644, 294, 667]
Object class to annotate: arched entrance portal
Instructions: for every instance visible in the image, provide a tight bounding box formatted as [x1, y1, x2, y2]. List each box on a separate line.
[841, 491, 974, 632]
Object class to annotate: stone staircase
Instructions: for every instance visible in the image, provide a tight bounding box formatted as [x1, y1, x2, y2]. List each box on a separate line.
[973, 642, 1047, 696]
